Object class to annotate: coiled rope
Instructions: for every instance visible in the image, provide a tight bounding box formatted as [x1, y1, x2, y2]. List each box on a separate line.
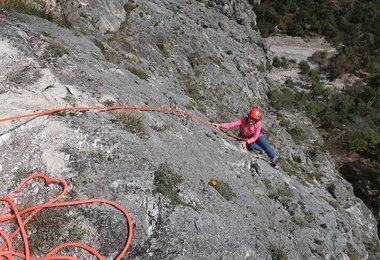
[0, 173, 133, 259]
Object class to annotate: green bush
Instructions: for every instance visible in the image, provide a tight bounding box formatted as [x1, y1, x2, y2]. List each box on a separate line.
[56, 0, 76, 27]
[287, 22, 304, 37]
[253, 3, 278, 38]
[308, 69, 320, 82]
[257, 64, 266, 72]
[311, 172, 324, 181]
[310, 81, 329, 98]
[119, 3, 137, 32]
[267, 88, 296, 111]
[305, 100, 327, 122]
[123, 2, 137, 16]
[42, 43, 69, 60]
[311, 51, 329, 67]
[93, 39, 105, 53]
[299, 61, 310, 75]
[209, 56, 224, 68]
[344, 244, 362, 260]
[287, 127, 304, 144]
[185, 76, 203, 101]
[318, 108, 338, 128]
[368, 74, 380, 89]
[369, 61, 380, 74]
[188, 52, 203, 69]
[326, 184, 336, 198]
[112, 111, 147, 137]
[284, 78, 295, 88]
[326, 61, 342, 80]
[28, 208, 66, 255]
[342, 126, 367, 151]
[294, 91, 309, 108]
[88, 149, 107, 163]
[167, 5, 179, 14]
[156, 36, 170, 58]
[269, 244, 289, 260]
[154, 163, 185, 205]
[152, 123, 169, 132]
[127, 66, 149, 80]
[0, 0, 53, 20]
[304, 211, 315, 223]
[341, 164, 380, 232]
[333, 95, 355, 124]
[268, 185, 294, 200]
[8, 71, 23, 84]
[342, 124, 380, 156]
[213, 181, 236, 201]
[273, 56, 287, 68]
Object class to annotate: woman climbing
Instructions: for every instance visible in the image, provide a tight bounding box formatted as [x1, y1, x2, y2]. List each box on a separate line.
[211, 107, 279, 169]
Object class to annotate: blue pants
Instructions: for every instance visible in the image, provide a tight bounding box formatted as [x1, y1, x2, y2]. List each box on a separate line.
[247, 135, 276, 159]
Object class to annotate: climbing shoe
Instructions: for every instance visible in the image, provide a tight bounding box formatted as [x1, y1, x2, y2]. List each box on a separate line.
[270, 162, 279, 170]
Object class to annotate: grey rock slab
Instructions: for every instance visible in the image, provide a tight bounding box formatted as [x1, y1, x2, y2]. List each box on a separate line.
[0, 1, 378, 259]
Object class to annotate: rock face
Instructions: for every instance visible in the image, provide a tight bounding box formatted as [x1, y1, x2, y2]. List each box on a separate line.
[0, 0, 378, 259]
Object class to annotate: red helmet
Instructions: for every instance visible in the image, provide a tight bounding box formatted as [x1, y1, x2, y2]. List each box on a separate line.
[248, 107, 262, 120]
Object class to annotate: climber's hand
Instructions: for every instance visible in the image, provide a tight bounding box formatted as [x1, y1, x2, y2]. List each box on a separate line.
[211, 123, 221, 129]
[241, 141, 247, 150]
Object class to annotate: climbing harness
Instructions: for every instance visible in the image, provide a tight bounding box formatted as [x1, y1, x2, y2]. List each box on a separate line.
[0, 173, 132, 259]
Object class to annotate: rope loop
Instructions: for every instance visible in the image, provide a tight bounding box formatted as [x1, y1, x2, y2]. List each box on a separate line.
[0, 173, 132, 260]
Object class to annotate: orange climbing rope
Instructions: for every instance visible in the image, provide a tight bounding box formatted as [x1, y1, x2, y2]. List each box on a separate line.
[0, 105, 245, 259]
[0, 173, 133, 259]
[0, 105, 246, 141]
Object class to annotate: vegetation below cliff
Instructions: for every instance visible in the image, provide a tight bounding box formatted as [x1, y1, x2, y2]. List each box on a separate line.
[252, 0, 380, 236]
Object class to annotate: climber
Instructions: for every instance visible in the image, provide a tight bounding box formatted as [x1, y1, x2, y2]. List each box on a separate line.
[211, 107, 279, 169]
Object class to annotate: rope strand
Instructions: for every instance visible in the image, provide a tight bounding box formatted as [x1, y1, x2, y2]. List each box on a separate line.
[0, 106, 246, 141]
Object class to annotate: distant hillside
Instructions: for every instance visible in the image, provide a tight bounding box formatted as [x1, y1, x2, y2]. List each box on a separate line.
[251, 0, 380, 237]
